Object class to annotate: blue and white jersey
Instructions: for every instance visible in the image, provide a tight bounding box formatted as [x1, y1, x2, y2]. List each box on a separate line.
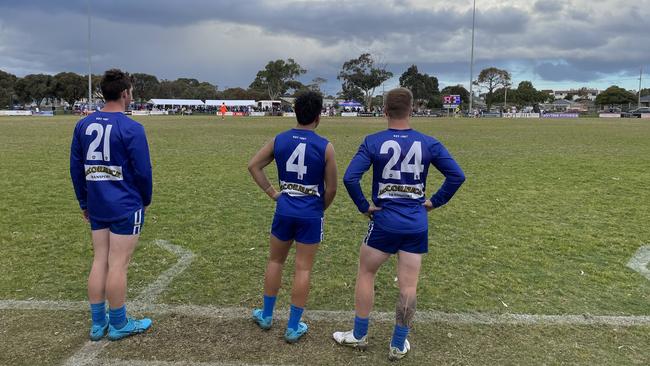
[274, 129, 329, 218]
[70, 111, 152, 221]
[344, 129, 465, 233]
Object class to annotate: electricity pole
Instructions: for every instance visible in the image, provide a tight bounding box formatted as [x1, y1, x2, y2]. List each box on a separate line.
[468, 0, 476, 115]
[87, 0, 92, 108]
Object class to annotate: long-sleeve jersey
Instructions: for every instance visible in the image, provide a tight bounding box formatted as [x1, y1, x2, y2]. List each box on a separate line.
[343, 128, 465, 233]
[70, 111, 152, 221]
[274, 128, 329, 218]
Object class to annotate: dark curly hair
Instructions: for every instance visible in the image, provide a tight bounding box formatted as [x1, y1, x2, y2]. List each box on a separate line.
[100, 69, 132, 102]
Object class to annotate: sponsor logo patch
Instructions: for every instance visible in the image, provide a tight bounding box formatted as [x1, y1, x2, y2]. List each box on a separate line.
[84, 164, 123, 181]
[377, 182, 424, 199]
[279, 180, 320, 197]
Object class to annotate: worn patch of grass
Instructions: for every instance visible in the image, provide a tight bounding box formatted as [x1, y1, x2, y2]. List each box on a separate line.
[103, 314, 650, 365]
[0, 310, 86, 366]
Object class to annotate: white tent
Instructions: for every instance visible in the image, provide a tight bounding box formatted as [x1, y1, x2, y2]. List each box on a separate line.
[148, 99, 205, 106]
[204, 100, 256, 107]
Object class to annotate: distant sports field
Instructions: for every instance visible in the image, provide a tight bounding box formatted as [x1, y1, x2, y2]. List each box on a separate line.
[1, 115, 649, 365]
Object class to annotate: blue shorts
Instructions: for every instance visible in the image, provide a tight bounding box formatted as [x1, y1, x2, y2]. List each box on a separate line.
[90, 208, 144, 235]
[271, 214, 323, 244]
[363, 221, 428, 254]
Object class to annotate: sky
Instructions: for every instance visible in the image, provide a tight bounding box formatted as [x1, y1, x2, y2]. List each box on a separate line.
[0, 0, 648, 96]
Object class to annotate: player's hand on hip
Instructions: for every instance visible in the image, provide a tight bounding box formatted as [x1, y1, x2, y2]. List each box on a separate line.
[423, 199, 434, 212]
[363, 205, 382, 219]
[271, 191, 281, 201]
[82, 209, 89, 222]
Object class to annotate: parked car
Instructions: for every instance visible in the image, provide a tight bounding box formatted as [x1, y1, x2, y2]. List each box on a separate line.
[622, 107, 650, 118]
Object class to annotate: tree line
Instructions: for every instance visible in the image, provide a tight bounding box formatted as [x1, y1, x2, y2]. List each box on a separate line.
[1, 54, 648, 110]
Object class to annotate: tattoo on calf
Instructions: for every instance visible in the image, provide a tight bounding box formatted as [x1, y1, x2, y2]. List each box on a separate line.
[396, 293, 417, 328]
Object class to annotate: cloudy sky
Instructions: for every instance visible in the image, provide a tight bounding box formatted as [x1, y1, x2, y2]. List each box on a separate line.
[0, 0, 648, 95]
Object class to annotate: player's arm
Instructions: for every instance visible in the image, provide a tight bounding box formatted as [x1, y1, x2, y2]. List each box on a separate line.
[426, 141, 465, 210]
[343, 138, 375, 215]
[247, 138, 279, 200]
[69, 124, 88, 219]
[323, 142, 337, 210]
[127, 124, 153, 208]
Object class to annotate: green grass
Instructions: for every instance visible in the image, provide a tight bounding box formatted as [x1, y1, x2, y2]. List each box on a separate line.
[0, 116, 649, 313]
[1, 115, 649, 364]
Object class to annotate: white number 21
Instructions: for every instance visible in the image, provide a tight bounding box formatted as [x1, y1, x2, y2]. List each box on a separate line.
[86, 123, 112, 161]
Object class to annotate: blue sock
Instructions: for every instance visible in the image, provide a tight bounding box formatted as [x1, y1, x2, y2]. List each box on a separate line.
[262, 295, 276, 318]
[353, 316, 369, 339]
[390, 324, 410, 351]
[287, 304, 304, 331]
[90, 302, 106, 326]
[108, 305, 128, 329]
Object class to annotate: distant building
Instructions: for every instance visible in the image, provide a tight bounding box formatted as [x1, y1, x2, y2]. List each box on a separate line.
[552, 88, 600, 101]
[640, 95, 650, 107]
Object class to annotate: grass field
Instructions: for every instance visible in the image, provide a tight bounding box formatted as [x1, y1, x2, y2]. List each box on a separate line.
[1, 115, 649, 365]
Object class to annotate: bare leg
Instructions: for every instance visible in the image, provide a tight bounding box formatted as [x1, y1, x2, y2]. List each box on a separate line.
[290, 242, 319, 307]
[263, 234, 292, 297]
[105, 232, 139, 308]
[88, 229, 110, 303]
[395, 250, 422, 328]
[354, 244, 391, 318]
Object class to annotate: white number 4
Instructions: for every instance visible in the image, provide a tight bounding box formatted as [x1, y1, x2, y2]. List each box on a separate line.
[286, 143, 307, 180]
[85, 123, 112, 161]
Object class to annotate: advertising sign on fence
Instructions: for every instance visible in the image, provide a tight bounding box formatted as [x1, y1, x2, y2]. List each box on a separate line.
[542, 113, 580, 119]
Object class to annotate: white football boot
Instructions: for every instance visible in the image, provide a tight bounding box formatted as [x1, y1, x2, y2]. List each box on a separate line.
[388, 339, 410, 361]
[332, 330, 368, 350]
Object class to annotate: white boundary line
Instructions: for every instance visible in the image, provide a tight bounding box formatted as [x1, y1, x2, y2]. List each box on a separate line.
[60, 239, 195, 366]
[3, 242, 650, 366]
[135, 240, 195, 306]
[2, 299, 650, 327]
[627, 245, 650, 281]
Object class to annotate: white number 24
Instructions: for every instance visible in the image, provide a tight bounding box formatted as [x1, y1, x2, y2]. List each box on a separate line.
[286, 143, 307, 180]
[85, 123, 112, 161]
[380, 140, 424, 180]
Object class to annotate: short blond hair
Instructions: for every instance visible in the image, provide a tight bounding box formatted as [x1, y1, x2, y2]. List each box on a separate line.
[384, 87, 413, 119]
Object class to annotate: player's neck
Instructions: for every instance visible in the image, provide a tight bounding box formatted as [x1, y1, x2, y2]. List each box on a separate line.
[102, 100, 126, 113]
[294, 122, 317, 130]
[387, 118, 411, 130]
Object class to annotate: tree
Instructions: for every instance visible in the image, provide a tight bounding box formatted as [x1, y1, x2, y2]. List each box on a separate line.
[193, 82, 219, 100]
[52, 72, 85, 106]
[440, 85, 469, 110]
[337, 83, 364, 103]
[338, 53, 393, 108]
[309, 77, 327, 93]
[0, 69, 18, 108]
[476, 67, 511, 111]
[639, 88, 650, 97]
[15, 74, 54, 107]
[131, 73, 160, 102]
[594, 86, 637, 106]
[249, 59, 306, 100]
[513, 81, 548, 106]
[399, 65, 439, 110]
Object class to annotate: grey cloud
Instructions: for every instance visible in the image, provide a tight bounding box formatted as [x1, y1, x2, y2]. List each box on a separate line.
[533, 0, 564, 13]
[0, 0, 648, 90]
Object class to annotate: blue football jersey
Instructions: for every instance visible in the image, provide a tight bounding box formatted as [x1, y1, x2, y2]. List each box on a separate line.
[274, 128, 329, 218]
[70, 111, 152, 221]
[344, 128, 465, 233]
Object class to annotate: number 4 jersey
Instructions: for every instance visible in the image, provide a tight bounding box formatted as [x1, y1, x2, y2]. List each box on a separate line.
[274, 129, 329, 219]
[344, 128, 465, 233]
[70, 111, 152, 221]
